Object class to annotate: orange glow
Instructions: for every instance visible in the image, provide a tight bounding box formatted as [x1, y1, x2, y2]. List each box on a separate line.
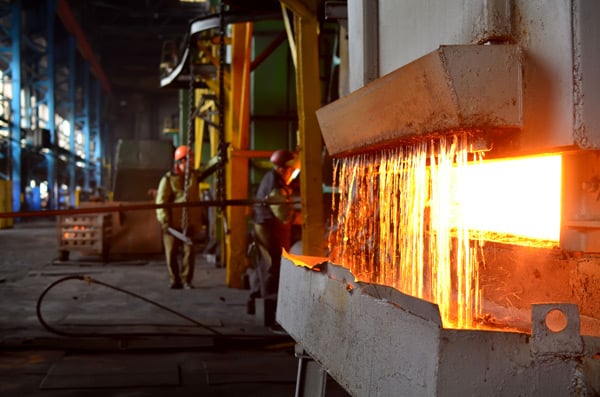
[329, 133, 563, 330]
[454, 155, 561, 243]
[282, 249, 327, 271]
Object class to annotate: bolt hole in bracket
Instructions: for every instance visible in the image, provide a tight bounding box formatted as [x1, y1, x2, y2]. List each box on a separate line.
[531, 303, 584, 356]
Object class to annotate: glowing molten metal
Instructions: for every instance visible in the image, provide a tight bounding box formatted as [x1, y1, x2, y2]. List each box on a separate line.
[328, 133, 561, 329]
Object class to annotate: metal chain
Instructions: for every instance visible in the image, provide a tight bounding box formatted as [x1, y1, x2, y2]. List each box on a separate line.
[217, 1, 226, 209]
[181, 44, 195, 234]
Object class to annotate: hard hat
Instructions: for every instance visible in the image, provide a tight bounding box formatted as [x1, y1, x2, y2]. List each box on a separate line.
[270, 149, 295, 168]
[174, 145, 190, 161]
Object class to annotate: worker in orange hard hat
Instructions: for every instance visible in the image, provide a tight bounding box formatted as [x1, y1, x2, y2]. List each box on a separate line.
[247, 149, 300, 315]
[174, 145, 189, 164]
[155, 145, 207, 289]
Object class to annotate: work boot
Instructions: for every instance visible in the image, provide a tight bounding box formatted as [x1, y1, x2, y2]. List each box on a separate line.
[170, 281, 183, 289]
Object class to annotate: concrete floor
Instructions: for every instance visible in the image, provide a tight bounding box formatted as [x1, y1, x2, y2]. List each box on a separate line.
[0, 219, 349, 396]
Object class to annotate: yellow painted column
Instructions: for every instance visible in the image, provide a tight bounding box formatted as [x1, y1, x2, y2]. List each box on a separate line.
[294, 12, 326, 256]
[0, 180, 14, 229]
[225, 22, 253, 288]
[194, 88, 206, 167]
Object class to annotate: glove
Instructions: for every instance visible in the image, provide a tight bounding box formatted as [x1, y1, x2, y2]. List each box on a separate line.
[268, 188, 293, 224]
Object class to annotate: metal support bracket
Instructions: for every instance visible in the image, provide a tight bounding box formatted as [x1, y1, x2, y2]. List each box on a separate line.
[294, 344, 327, 397]
[530, 303, 584, 357]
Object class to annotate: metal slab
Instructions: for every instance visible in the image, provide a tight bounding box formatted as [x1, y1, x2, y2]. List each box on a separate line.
[277, 257, 443, 396]
[277, 257, 599, 396]
[316, 44, 522, 156]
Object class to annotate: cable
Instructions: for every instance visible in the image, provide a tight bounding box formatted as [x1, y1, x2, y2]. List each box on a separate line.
[36, 275, 223, 337]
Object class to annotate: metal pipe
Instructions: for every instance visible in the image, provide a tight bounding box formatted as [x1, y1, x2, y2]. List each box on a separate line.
[0, 199, 300, 219]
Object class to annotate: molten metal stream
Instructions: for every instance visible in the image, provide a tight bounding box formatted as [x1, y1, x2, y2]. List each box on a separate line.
[328, 133, 561, 329]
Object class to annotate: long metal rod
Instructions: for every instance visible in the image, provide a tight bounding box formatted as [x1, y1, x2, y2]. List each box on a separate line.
[168, 227, 192, 245]
[0, 199, 300, 219]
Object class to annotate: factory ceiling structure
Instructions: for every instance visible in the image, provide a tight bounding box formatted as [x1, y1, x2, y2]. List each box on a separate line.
[69, 0, 212, 94]
[68, 0, 284, 94]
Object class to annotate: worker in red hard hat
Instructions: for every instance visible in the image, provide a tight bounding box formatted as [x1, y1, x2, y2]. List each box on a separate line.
[247, 149, 300, 315]
[155, 145, 207, 289]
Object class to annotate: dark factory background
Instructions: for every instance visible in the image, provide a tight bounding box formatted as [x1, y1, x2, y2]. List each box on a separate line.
[0, 0, 342, 285]
[1, 0, 599, 396]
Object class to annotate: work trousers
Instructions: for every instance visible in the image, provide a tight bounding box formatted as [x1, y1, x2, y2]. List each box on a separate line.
[250, 218, 291, 299]
[163, 231, 194, 285]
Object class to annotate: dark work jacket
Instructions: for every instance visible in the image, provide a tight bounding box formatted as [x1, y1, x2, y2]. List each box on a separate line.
[253, 169, 288, 224]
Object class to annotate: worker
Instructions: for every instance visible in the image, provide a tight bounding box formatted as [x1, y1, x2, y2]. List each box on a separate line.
[155, 145, 205, 289]
[247, 149, 299, 314]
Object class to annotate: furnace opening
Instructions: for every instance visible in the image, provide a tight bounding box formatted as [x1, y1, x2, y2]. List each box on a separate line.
[328, 133, 562, 329]
[457, 154, 561, 246]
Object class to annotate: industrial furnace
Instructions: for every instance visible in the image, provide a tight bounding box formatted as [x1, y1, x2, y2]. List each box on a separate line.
[278, 1, 600, 395]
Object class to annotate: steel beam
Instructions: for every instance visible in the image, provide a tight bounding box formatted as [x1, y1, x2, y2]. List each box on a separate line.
[68, 36, 76, 207]
[294, 10, 325, 256]
[225, 22, 252, 288]
[279, 0, 317, 22]
[46, 0, 57, 210]
[294, 345, 327, 397]
[94, 80, 101, 189]
[347, 0, 378, 92]
[83, 62, 90, 192]
[9, 1, 21, 213]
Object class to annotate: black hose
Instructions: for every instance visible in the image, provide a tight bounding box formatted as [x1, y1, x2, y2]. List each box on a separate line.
[36, 275, 223, 337]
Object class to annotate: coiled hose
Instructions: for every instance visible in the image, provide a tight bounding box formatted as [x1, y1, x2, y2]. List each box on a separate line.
[36, 275, 223, 337]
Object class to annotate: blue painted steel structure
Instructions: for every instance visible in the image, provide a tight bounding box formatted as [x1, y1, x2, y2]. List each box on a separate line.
[9, 2, 21, 212]
[82, 61, 90, 192]
[93, 80, 101, 189]
[26, 0, 59, 209]
[0, 0, 109, 213]
[0, 1, 24, 211]
[68, 36, 76, 206]
[46, 0, 57, 209]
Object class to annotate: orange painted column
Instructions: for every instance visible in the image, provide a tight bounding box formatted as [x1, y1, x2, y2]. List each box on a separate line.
[225, 22, 253, 288]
